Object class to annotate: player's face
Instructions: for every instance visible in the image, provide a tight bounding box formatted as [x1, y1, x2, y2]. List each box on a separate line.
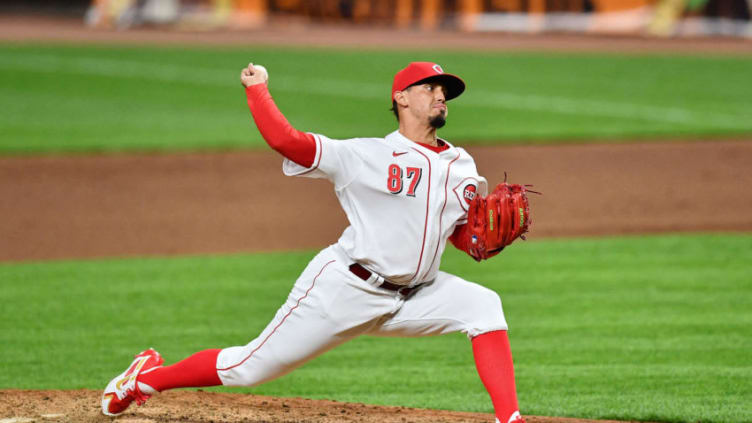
[405, 82, 448, 128]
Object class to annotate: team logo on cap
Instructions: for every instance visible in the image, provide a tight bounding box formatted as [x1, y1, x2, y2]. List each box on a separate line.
[432, 64, 444, 74]
[463, 184, 477, 204]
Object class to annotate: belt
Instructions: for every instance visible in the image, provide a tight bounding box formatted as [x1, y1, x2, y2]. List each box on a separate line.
[349, 263, 421, 298]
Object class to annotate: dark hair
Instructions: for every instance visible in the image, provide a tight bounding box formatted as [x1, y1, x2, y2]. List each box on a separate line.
[390, 100, 399, 122]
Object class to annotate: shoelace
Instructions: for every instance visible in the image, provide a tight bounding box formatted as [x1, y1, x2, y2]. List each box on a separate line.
[127, 383, 152, 406]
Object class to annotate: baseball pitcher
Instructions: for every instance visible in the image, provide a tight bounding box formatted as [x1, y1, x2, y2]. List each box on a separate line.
[102, 61, 532, 423]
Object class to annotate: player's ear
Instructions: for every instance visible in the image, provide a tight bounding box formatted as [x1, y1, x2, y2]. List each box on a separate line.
[394, 91, 409, 107]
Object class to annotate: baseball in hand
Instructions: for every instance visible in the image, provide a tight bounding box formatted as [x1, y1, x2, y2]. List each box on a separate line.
[254, 65, 268, 82]
[241, 62, 269, 87]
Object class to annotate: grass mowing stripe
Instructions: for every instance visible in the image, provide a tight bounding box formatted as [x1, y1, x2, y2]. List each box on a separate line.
[0, 53, 233, 87]
[1, 233, 750, 423]
[467, 92, 744, 127]
[2, 44, 752, 153]
[2, 51, 747, 128]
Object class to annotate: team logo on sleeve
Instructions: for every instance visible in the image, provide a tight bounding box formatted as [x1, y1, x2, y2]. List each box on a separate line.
[462, 184, 477, 205]
[453, 178, 481, 211]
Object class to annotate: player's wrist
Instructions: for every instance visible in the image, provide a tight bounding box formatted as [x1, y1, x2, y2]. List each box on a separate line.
[245, 83, 268, 93]
[245, 83, 271, 106]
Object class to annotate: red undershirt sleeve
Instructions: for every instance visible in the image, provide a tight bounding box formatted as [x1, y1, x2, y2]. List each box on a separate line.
[245, 84, 316, 168]
[449, 223, 473, 255]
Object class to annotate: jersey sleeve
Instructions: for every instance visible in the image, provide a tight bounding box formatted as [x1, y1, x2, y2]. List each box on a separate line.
[282, 134, 364, 190]
[454, 149, 489, 226]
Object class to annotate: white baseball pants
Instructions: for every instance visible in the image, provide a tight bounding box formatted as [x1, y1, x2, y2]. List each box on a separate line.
[216, 244, 508, 387]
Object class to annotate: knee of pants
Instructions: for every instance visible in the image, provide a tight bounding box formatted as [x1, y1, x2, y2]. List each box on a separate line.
[462, 286, 508, 338]
[215, 344, 294, 387]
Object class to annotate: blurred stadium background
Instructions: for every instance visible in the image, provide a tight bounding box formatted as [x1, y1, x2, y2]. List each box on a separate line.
[2, 0, 751, 37]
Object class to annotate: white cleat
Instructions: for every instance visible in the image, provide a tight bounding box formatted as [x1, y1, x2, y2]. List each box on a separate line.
[496, 411, 525, 423]
[101, 348, 163, 416]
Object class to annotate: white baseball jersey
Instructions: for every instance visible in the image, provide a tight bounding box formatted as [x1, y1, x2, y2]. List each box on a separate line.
[217, 129, 507, 389]
[283, 130, 488, 286]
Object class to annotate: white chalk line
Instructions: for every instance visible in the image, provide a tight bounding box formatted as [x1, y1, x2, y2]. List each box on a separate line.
[0, 413, 68, 422]
[1, 53, 749, 128]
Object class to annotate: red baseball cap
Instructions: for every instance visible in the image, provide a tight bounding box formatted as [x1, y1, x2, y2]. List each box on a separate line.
[391, 62, 465, 102]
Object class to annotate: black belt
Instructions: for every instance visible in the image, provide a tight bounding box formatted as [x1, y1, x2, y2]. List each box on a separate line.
[349, 263, 421, 297]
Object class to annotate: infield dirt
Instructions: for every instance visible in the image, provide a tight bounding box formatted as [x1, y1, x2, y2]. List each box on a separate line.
[1, 16, 750, 423]
[0, 389, 657, 423]
[1, 140, 751, 262]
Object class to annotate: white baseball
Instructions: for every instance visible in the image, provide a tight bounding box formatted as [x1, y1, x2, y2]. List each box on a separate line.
[254, 64, 268, 82]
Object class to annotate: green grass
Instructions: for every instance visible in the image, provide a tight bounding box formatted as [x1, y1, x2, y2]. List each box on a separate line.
[1, 234, 751, 423]
[1, 44, 752, 154]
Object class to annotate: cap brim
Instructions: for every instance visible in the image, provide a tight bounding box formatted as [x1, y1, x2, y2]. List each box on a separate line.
[414, 74, 466, 101]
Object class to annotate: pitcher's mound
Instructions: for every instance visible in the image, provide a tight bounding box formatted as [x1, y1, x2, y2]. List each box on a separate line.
[0, 389, 643, 423]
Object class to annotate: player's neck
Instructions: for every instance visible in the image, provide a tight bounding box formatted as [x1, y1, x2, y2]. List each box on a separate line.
[398, 123, 438, 147]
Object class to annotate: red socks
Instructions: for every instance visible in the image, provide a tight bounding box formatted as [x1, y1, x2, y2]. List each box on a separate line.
[135, 333, 521, 423]
[138, 349, 223, 392]
[472, 330, 523, 423]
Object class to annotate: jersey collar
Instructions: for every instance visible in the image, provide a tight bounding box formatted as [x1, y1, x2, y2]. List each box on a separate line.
[386, 130, 454, 154]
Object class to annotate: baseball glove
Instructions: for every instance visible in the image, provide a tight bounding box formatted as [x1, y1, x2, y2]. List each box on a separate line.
[466, 179, 536, 261]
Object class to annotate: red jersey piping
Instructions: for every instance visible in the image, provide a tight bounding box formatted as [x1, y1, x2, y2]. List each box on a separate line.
[296, 134, 323, 176]
[409, 147, 432, 283]
[217, 259, 336, 372]
[424, 151, 461, 279]
[453, 176, 482, 212]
